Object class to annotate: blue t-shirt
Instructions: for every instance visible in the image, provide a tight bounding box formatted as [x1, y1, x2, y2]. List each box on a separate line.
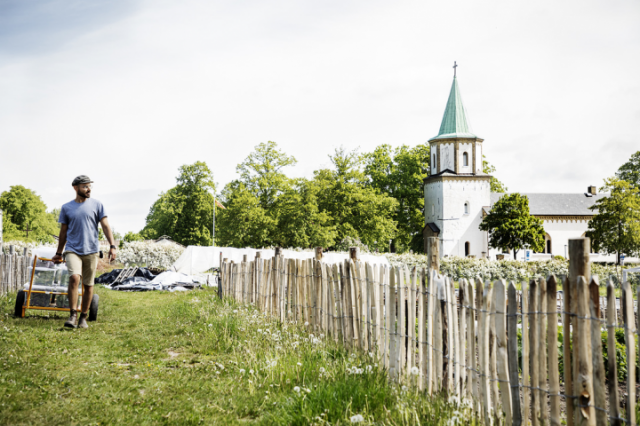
[58, 199, 107, 255]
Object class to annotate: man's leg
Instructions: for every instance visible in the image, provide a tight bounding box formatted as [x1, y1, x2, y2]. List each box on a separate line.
[77, 253, 98, 329]
[64, 274, 81, 328]
[81, 284, 93, 314]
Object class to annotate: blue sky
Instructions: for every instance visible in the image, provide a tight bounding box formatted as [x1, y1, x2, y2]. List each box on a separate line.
[1, 0, 639, 234]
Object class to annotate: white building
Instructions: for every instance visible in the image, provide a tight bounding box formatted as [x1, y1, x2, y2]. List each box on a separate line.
[423, 74, 628, 262]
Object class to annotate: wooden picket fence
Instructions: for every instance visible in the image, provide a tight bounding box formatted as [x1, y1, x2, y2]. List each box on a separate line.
[220, 239, 640, 426]
[0, 245, 31, 295]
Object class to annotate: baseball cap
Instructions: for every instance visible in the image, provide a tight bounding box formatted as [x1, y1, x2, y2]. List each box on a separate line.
[72, 175, 94, 185]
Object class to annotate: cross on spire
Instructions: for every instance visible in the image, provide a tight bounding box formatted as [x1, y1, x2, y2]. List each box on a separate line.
[23, 223, 33, 238]
[453, 61, 458, 77]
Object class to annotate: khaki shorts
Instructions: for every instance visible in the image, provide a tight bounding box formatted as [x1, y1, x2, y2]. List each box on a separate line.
[64, 252, 99, 286]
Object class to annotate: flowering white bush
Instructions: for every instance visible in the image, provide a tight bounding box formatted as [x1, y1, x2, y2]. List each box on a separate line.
[116, 241, 184, 268]
[385, 253, 638, 286]
[1, 240, 56, 254]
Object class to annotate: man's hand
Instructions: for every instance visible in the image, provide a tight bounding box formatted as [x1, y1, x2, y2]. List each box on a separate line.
[109, 247, 117, 262]
[52, 254, 64, 264]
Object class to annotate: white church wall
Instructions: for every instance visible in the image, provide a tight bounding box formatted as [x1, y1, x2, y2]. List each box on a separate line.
[459, 143, 472, 173]
[440, 179, 490, 258]
[474, 144, 482, 174]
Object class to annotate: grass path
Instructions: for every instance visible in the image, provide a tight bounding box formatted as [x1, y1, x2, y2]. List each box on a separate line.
[0, 287, 468, 425]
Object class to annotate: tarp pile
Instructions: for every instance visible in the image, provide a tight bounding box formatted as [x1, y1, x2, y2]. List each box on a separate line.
[171, 246, 391, 276]
[97, 268, 204, 292]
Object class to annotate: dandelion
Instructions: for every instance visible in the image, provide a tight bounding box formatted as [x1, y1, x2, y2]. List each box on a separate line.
[401, 385, 408, 392]
[233, 310, 238, 313]
[319, 367, 325, 373]
[350, 414, 364, 423]
[297, 362, 302, 367]
[319, 333, 324, 339]
[304, 322, 309, 326]
[309, 334, 314, 338]
[250, 369, 254, 374]
[239, 369, 245, 374]
[411, 366, 419, 376]
[293, 386, 301, 393]
[312, 338, 320, 345]
[350, 353, 357, 359]
[208, 324, 212, 327]
[368, 352, 374, 358]
[258, 329, 262, 333]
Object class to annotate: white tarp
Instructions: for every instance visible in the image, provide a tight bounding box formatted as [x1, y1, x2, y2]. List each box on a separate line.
[171, 246, 391, 275]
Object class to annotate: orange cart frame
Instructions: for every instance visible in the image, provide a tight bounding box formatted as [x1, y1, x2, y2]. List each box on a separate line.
[19, 256, 85, 317]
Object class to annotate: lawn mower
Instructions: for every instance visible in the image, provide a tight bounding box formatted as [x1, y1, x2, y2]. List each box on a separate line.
[14, 250, 99, 321]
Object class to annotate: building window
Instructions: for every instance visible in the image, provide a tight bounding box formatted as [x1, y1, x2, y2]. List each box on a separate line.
[463, 152, 469, 166]
[465, 241, 470, 257]
[545, 234, 552, 254]
[432, 153, 437, 171]
[463, 202, 469, 215]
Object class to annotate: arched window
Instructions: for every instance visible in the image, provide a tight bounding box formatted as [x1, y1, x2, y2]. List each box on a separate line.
[463, 202, 469, 215]
[465, 241, 470, 257]
[545, 234, 552, 254]
[463, 152, 469, 167]
[432, 153, 437, 171]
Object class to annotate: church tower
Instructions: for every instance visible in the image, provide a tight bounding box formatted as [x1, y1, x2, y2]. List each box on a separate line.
[423, 68, 491, 258]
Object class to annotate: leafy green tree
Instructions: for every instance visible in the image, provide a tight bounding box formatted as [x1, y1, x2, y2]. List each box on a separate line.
[123, 231, 144, 242]
[0, 185, 58, 243]
[272, 180, 337, 248]
[216, 182, 277, 248]
[616, 151, 640, 190]
[479, 193, 545, 259]
[216, 142, 297, 247]
[141, 162, 216, 246]
[483, 157, 508, 193]
[312, 148, 398, 252]
[586, 177, 640, 264]
[363, 143, 430, 252]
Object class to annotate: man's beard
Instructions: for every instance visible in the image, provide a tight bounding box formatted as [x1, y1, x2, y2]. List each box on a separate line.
[77, 191, 90, 199]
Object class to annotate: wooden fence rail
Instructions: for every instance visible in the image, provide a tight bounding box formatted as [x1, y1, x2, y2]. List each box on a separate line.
[220, 239, 636, 426]
[0, 245, 31, 296]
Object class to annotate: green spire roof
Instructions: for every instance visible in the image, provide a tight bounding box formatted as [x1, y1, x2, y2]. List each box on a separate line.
[429, 77, 478, 141]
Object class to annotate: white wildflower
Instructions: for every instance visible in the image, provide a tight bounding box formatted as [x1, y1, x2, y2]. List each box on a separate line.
[293, 386, 301, 393]
[239, 369, 245, 374]
[297, 362, 302, 367]
[350, 414, 364, 423]
[411, 366, 419, 376]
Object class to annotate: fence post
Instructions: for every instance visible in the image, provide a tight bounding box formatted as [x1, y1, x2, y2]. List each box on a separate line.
[547, 275, 561, 426]
[586, 276, 606, 426]
[606, 281, 621, 426]
[569, 238, 591, 425]
[507, 281, 522, 426]
[576, 276, 596, 426]
[622, 279, 636, 426]
[315, 247, 323, 261]
[494, 279, 512, 424]
[427, 237, 439, 273]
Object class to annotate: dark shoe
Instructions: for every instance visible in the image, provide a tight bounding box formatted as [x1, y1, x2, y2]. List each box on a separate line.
[64, 310, 77, 328]
[78, 313, 88, 329]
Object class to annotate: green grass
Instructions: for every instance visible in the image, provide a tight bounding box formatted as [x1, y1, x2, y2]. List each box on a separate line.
[0, 287, 470, 425]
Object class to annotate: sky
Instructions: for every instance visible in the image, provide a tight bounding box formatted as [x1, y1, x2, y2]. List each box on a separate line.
[1, 0, 639, 235]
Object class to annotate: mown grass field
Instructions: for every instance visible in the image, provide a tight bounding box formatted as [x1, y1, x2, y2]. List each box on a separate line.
[0, 286, 469, 425]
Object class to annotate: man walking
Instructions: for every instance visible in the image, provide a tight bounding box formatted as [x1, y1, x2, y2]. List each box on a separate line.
[52, 175, 117, 329]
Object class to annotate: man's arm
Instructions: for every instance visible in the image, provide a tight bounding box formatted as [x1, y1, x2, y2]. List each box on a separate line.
[100, 217, 117, 262]
[52, 224, 68, 264]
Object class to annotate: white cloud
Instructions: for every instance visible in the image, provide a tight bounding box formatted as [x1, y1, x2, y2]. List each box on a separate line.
[1, 0, 639, 233]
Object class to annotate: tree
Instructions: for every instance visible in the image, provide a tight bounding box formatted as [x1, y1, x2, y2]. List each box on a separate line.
[616, 151, 640, 190]
[479, 193, 545, 259]
[363, 143, 430, 252]
[0, 185, 58, 243]
[123, 231, 144, 242]
[483, 157, 508, 193]
[312, 148, 398, 252]
[216, 141, 297, 247]
[586, 177, 640, 264]
[141, 162, 216, 246]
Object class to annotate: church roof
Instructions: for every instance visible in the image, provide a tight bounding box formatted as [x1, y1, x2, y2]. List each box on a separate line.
[429, 76, 478, 141]
[489, 193, 607, 216]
